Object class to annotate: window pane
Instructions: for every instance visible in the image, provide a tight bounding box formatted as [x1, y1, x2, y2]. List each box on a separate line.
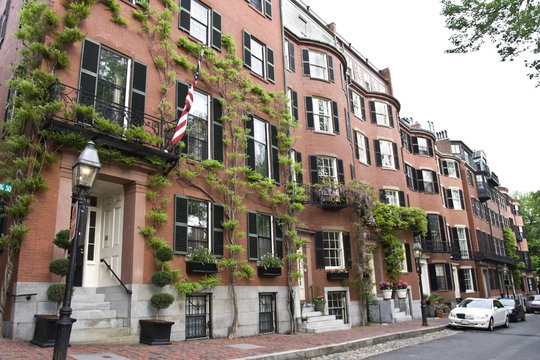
[374, 101, 388, 126]
[323, 231, 342, 268]
[251, 39, 265, 77]
[309, 51, 327, 80]
[190, 0, 209, 44]
[313, 97, 331, 133]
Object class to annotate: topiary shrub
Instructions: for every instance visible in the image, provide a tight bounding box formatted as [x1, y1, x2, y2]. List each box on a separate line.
[151, 271, 173, 287]
[148, 244, 176, 319]
[155, 245, 174, 262]
[150, 293, 175, 311]
[49, 259, 69, 277]
[47, 229, 72, 315]
[46, 283, 66, 305]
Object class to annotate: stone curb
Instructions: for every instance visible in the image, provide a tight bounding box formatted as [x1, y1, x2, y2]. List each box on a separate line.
[235, 324, 449, 360]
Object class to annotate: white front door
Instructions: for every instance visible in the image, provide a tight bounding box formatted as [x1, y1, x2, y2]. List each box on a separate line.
[98, 192, 124, 287]
[81, 202, 101, 287]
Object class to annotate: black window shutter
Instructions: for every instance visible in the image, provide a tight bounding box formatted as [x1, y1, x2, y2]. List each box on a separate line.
[211, 10, 222, 51]
[360, 97, 366, 120]
[302, 49, 310, 76]
[212, 97, 223, 162]
[309, 155, 319, 184]
[340, 64, 346, 91]
[264, 0, 272, 18]
[442, 160, 449, 176]
[177, 81, 189, 153]
[447, 189, 454, 209]
[174, 196, 188, 253]
[441, 186, 447, 207]
[291, 90, 298, 120]
[327, 55, 334, 82]
[245, 114, 255, 170]
[130, 61, 147, 127]
[404, 243, 412, 272]
[455, 163, 461, 178]
[315, 231, 325, 268]
[445, 263, 453, 290]
[428, 264, 437, 291]
[288, 41, 295, 71]
[406, 134, 412, 152]
[179, 0, 191, 32]
[271, 124, 279, 184]
[295, 151, 303, 184]
[212, 203, 224, 257]
[465, 228, 472, 255]
[399, 191, 405, 207]
[416, 170, 424, 192]
[79, 39, 100, 106]
[452, 227, 458, 242]
[471, 269, 477, 291]
[374, 140, 381, 167]
[387, 104, 394, 127]
[337, 159, 344, 183]
[266, 46, 275, 83]
[243, 30, 251, 69]
[412, 137, 419, 154]
[345, 108, 351, 140]
[305, 96, 314, 129]
[439, 215, 447, 242]
[433, 171, 439, 193]
[353, 132, 359, 159]
[458, 269, 465, 291]
[274, 217, 283, 259]
[459, 190, 465, 210]
[365, 136, 371, 165]
[369, 101, 376, 123]
[379, 189, 387, 203]
[412, 166, 417, 190]
[343, 232, 351, 268]
[248, 212, 258, 260]
[393, 142, 400, 170]
[332, 101, 339, 134]
[427, 138, 433, 157]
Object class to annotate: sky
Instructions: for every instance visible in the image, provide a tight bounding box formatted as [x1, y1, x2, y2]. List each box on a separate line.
[305, 0, 540, 195]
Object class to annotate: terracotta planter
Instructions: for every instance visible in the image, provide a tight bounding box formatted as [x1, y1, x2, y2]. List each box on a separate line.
[382, 289, 393, 300]
[185, 261, 218, 274]
[139, 319, 174, 345]
[397, 289, 407, 299]
[326, 271, 349, 280]
[257, 266, 281, 277]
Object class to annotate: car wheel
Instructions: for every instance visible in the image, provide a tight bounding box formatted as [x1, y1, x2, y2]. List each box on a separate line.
[488, 318, 494, 331]
[504, 316, 509, 328]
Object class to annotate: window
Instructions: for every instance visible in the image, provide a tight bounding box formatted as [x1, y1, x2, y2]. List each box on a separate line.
[441, 160, 459, 178]
[324, 231, 344, 268]
[309, 155, 344, 185]
[369, 101, 394, 127]
[416, 169, 438, 194]
[305, 96, 339, 134]
[454, 226, 470, 259]
[302, 49, 334, 82]
[354, 131, 370, 165]
[426, 214, 444, 250]
[246, 115, 279, 182]
[512, 204, 521, 216]
[247, 212, 282, 260]
[284, 39, 295, 71]
[176, 87, 209, 160]
[429, 263, 452, 291]
[327, 291, 347, 322]
[466, 170, 474, 187]
[458, 268, 475, 292]
[447, 188, 464, 210]
[247, 0, 272, 17]
[317, 156, 337, 181]
[401, 130, 412, 152]
[349, 90, 365, 120]
[174, 196, 224, 256]
[243, 30, 275, 82]
[259, 294, 276, 334]
[374, 139, 398, 170]
[179, 0, 221, 50]
[79, 39, 147, 127]
[412, 136, 433, 156]
[405, 164, 416, 190]
[287, 88, 298, 121]
[0, 0, 9, 47]
[289, 149, 303, 184]
[451, 144, 461, 154]
[379, 189, 405, 207]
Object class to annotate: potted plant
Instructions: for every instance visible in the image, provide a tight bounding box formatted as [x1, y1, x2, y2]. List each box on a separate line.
[31, 229, 74, 347]
[185, 246, 218, 274]
[395, 280, 408, 299]
[379, 281, 393, 300]
[326, 268, 349, 280]
[257, 252, 283, 277]
[313, 295, 326, 312]
[139, 244, 176, 345]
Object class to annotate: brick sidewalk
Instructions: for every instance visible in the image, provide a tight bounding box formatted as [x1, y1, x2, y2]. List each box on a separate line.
[0, 317, 448, 360]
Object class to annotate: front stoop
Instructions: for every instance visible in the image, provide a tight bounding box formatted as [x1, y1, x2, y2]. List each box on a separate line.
[69, 287, 133, 344]
[298, 308, 351, 333]
[391, 302, 412, 323]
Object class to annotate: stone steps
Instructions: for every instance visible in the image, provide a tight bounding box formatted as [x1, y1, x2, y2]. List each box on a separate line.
[298, 308, 350, 333]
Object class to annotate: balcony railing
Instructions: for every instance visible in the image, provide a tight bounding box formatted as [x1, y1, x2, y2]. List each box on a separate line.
[310, 187, 348, 209]
[473, 251, 514, 265]
[48, 82, 177, 156]
[421, 239, 451, 253]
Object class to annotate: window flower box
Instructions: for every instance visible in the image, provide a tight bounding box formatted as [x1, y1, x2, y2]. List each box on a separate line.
[326, 271, 349, 280]
[257, 266, 282, 277]
[186, 261, 218, 274]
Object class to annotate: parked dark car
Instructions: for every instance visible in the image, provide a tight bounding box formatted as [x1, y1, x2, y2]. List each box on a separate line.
[525, 295, 540, 313]
[499, 298, 526, 322]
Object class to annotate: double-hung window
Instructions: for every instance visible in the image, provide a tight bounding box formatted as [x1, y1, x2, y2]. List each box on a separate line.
[305, 96, 339, 134]
[380, 189, 405, 207]
[452, 226, 470, 259]
[247, 0, 272, 17]
[369, 101, 394, 127]
[412, 137, 433, 156]
[428, 263, 452, 291]
[416, 169, 438, 194]
[349, 90, 365, 120]
[302, 49, 334, 82]
[243, 30, 275, 82]
[246, 115, 279, 182]
[314, 231, 351, 270]
[284, 40, 295, 71]
[289, 149, 303, 184]
[441, 159, 460, 178]
[174, 196, 224, 257]
[426, 214, 447, 252]
[179, 0, 222, 50]
[317, 156, 337, 181]
[458, 268, 476, 292]
[354, 131, 370, 165]
[447, 187, 464, 210]
[405, 164, 416, 190]
[374, 140, 399, 170]
[247, 212, 283, 261]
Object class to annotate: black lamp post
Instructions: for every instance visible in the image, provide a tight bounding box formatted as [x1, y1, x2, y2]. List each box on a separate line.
[53, 141, 101, 360]
[413, 236, 428, 326]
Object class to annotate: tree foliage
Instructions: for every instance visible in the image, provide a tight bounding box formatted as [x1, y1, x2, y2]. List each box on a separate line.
[517, 191, 540, 274]
[442, 0, 540, 84]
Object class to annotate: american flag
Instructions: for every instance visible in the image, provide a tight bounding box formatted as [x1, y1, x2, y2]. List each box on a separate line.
[171, 48, 205, 146]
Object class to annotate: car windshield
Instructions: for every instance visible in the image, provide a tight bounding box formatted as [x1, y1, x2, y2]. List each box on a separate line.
[499, 299, 515, 306]
[459, 299, 492, 309]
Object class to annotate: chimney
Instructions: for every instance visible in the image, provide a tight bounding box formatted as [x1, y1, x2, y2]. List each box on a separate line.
[327, 22, 336, 33]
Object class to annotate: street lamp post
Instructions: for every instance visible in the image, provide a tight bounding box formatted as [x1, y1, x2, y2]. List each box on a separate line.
[53, 142, 101, 360]
[413, 236, 428, 326]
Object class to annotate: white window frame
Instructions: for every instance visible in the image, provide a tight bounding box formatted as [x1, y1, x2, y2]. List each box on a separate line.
[284, 39, 291, 71]
[290, 149, 298, 183]
[308, 50, 328, 81]
[373, 101, 389, 126]
[462, 268, 474, 292]
[312, 96, 332, 133]
[451, 144, 461, 154]
[384, 189, 400, 206]
[355, 131, 368, 164]
[351, 91, 363, 119]
[252, 116, 269, 177]
[456, 226, 469, 259]
[417, 137, 429, 155]
[447, 160, 458, 178]
[250, 37, 266, 78]
[379, 140, 395, 169]
[400, 243, 408, 273]
[184, 89, 210, 160]
[323, 231, 344, 269]
[421, 170, 434, 193]
[450, 187, 462, 210]
[317, 156, 337, 182]
[189, 0, 210, 45]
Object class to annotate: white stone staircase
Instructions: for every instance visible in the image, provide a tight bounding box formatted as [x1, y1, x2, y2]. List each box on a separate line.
[69, 287, 135, 344]
[391, 300, 412, 323]
[297, 305, 351, 333]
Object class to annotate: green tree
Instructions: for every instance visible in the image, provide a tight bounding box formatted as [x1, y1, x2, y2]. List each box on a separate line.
[518, 191, 540, 274]
[442, 0, 540, 84]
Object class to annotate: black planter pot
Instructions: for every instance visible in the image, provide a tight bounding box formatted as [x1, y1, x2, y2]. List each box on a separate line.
[257, 266, 282, 277]
[30, 314, 76, 348]
[139, 319, 174, 345]
[326, 271, 349, 280]
[185, 261, 218, 274]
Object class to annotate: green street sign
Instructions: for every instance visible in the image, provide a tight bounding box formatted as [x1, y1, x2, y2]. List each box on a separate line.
[0, 183, 12, 193]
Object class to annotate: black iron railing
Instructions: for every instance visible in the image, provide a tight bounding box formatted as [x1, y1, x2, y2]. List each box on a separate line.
[472, 251, 514, 265]
[310, 187, 349, 209]
[100, 259, 132, 295]
[421, 239, 451, 253]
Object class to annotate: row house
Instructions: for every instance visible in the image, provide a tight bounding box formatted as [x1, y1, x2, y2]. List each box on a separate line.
[0, 0, 534, 343]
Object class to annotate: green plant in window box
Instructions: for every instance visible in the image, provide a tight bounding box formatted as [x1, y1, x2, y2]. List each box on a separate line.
[258, 252, 283, 269]
[186, 246, 218, 264]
